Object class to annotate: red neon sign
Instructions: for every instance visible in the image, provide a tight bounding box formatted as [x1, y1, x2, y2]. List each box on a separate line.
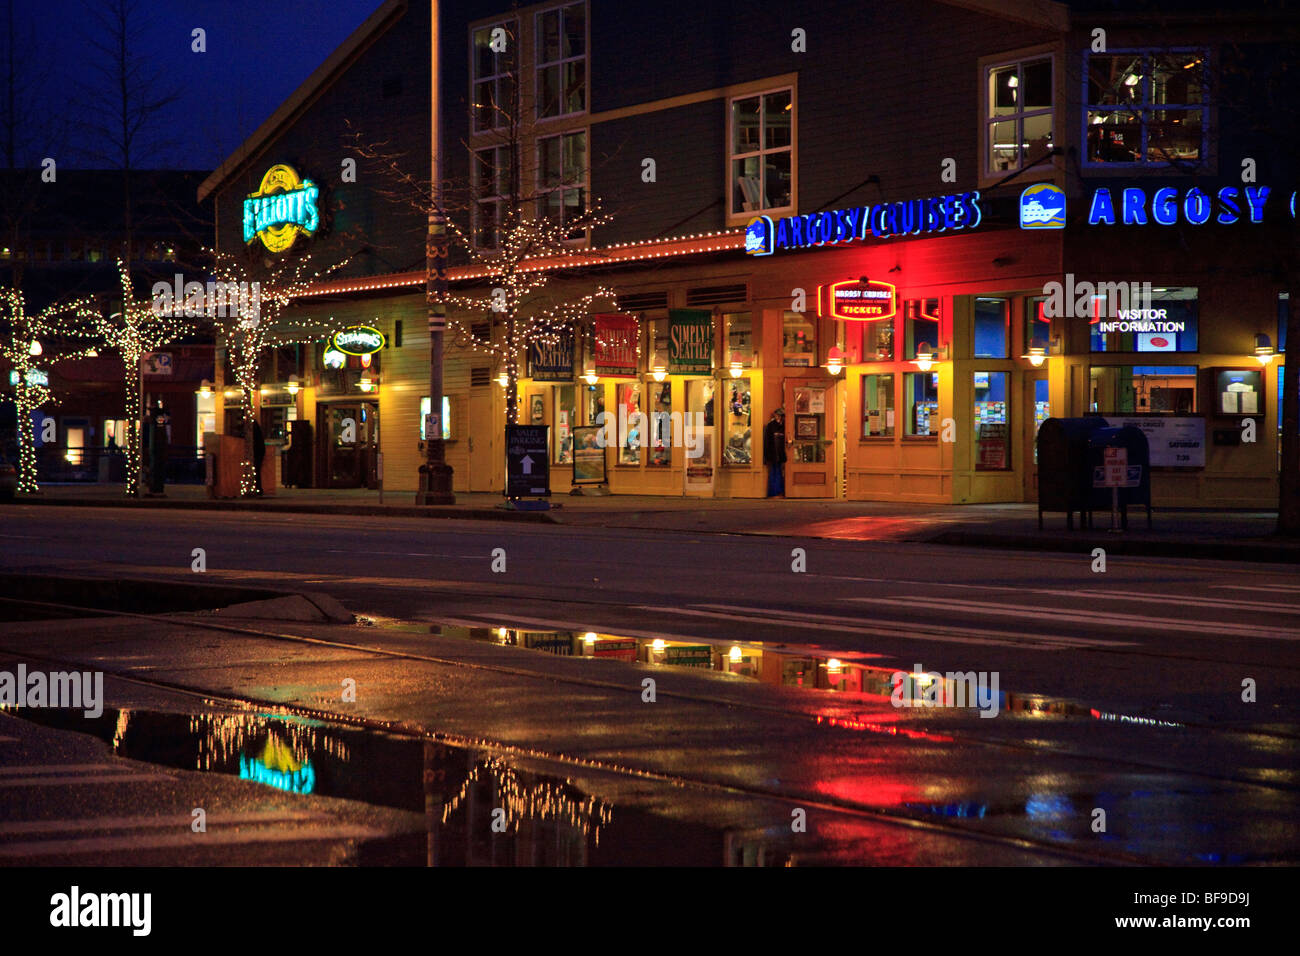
[818, 279, 898, 322]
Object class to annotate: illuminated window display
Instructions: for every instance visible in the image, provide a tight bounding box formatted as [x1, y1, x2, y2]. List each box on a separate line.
[723, 378, 752, 464]
[862, 374, 895, 437]
[974, 371, 1009, 469]
[906, 372, 939, 436]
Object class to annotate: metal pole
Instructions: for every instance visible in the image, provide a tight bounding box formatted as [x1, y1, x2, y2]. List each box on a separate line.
[418, 0, 455, 504]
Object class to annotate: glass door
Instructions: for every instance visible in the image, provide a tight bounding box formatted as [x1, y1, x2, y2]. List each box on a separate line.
[1023, 373, 1049, 500]
[784, 381, 833, 497]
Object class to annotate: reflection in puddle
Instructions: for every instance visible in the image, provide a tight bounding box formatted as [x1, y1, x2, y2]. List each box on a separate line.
[431, 622, 1185, 731]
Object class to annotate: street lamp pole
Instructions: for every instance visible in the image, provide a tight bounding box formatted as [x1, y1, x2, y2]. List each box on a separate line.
[418, 0, 455, 504]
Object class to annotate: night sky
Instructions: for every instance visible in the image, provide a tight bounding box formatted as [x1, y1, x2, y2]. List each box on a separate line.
[9, 0, 381, 171]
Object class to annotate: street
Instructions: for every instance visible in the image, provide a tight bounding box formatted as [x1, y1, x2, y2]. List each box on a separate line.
[0, 503, 1296, 866]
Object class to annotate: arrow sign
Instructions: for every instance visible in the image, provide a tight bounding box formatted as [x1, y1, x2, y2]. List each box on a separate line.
[505, 425, 550, 498]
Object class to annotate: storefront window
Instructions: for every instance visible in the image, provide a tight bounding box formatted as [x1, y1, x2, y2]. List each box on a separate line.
[647, 317, 669, 372]
[1279, 293, 1289, 352]
[1085, 50, 1206, 165]
[1090, 365, 1197, 414]
[584, 383, 603, 425]
[904, 299, 940, 359]
[974, 297, 1009, 358]
[723, 378, 752, 464]
[783, 311, 816, 366]
[866, 319, 894, 361]
[554, 385, 576, 463]
[616, 382, 642, 465]
[1090, 287, 1198, 352]
[862, 374, 895, 437]
[974, 371, 1010, 469]
[726, 312, 753, 366]
[905, 372, 939, 436]
[648, 381, 672, 466]
[1026, 296, 1052, 352]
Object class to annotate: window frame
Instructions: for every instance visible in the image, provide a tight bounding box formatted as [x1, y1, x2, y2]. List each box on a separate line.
[726, 85, 797, 223]
[471, 144, 513, 250]
[1081, 47, 1211, 170]
[981, 51, 1056, 181]
[536, 128, 589, 241]
[534, 1, 587, 122]
[469, 18, 518, 134]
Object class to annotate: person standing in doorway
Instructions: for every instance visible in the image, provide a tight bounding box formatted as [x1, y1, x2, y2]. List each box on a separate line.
[764, 407, 787, 498]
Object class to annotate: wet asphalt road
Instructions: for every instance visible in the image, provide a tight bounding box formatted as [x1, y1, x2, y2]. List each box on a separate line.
[0, 504, 1297, 865]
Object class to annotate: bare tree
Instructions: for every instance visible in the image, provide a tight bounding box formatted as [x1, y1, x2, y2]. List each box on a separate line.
[79, 0, 180, 276]
[345, 19, 616, 427]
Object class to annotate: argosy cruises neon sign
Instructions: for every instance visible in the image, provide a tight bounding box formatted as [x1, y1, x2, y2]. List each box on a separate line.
[746, 191, 981, 256]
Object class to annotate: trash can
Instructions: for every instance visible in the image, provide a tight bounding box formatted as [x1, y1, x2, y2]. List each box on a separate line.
[1087, 425, 1152, 530]
[1036, 417, 1110, 530]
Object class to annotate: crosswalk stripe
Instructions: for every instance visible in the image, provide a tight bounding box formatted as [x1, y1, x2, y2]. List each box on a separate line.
[683, 604, 1134, 649]
[0, 810, 333, 837]
[0, 763, 140, 776]
[0, 825, 390, 858]
[0, 773, 170, 788]
[848, 596, 1300, 641]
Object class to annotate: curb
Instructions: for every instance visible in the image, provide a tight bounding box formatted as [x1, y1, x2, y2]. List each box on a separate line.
[927, 530, 1300, 564]
[8, 495, 559, 523]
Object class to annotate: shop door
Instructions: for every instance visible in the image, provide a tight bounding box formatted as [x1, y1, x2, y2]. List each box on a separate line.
[784, 381, 834, 498]
[467, 392, 495, 491]
[684, 379, 717, 497]
[1022, 374, 1049, 501]
[318, 402, 379, 488]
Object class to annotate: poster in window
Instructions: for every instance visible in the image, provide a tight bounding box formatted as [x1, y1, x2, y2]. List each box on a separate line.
[571, 425, 607, 484]
[594, 314, 638, 377]
[527, 326, 576, 381]
[530, 393, 545, 424]
[668, 309, 713, 374]
[795, 414, 820, 439]
[976, 423, 1009, 469]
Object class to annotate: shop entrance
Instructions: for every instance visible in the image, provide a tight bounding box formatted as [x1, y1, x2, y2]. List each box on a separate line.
[1022, 373, 1049, 501]
[317, 401, 379, 489]
[784, 380, 835, 498]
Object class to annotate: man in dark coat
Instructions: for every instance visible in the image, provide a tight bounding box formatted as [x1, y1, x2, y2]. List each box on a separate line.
[763, 407, 787, 497]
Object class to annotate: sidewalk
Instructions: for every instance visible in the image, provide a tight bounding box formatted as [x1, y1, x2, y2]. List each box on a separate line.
[13, 481, 1299, 563]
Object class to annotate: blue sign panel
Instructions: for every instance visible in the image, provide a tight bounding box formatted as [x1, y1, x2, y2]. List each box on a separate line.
[1087, 186, 1273, 226]
[1019, 183, 1066, 229]
[746, 191, 981, 256]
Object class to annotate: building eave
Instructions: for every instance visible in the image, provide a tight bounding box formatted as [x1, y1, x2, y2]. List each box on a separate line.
[197, 0, 409, 204]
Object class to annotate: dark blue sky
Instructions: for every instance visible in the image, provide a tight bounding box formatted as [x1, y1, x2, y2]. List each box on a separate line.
[10, 0, 382, 171]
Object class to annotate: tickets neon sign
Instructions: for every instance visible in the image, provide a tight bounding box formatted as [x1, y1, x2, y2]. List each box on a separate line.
[818, 280, 898, 322]
[243, 164, 320, 252]
[746, 191, 981, 256]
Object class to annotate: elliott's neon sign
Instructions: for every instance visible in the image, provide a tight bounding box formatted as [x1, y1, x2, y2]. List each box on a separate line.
[243, 164, 320, 252]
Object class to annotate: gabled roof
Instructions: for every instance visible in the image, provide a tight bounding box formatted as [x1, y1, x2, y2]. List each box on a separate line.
[935, 0, 1069, 32]
[197, 0, 410, 204]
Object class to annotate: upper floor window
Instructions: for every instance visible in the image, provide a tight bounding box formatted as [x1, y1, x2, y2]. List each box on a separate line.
[472, 20, 517, 132]
[538, 130, 587, 239]
[984, 56, 1053, 176]
[537, 3, 586, 118]
[730, 88, 793, 217]
[473, 145, 513, 249]
[1084, 50, 1207, 166]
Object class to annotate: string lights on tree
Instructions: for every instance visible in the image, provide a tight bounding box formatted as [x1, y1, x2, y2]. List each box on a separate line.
[0, 287, 102, 494]
[206, 248, 346, 496]
[89, 260, 197, 496]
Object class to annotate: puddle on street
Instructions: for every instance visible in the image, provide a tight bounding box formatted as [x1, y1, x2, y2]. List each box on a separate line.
[6, 704, 834, 865]
[414, 621, 1185, 730]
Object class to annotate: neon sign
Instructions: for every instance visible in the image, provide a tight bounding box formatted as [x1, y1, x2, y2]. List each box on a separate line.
[8, 369, 48, 387]
[1087, 186, 1271, 226]
[1019, 184, 1066, 229]
[243, 164, 320, 252]
[817, 280, 898, 322]
[746, 191, 981, 256]
[331, 326, 385, 355]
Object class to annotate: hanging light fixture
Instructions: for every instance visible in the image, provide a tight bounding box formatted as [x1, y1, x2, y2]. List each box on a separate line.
[286, 375, 301, 396]
[1255, 333, 1276, 366]
[583, 363, 599, 385]
[651, 351, 667, 382]
[1022, 345, 1047, 368]
[913, 342, 936, 372]
[197, 380, 213, 398]
[729, 352, 743, 378]
[825, 346, 844, 376]
[359, 374, 375, 393]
